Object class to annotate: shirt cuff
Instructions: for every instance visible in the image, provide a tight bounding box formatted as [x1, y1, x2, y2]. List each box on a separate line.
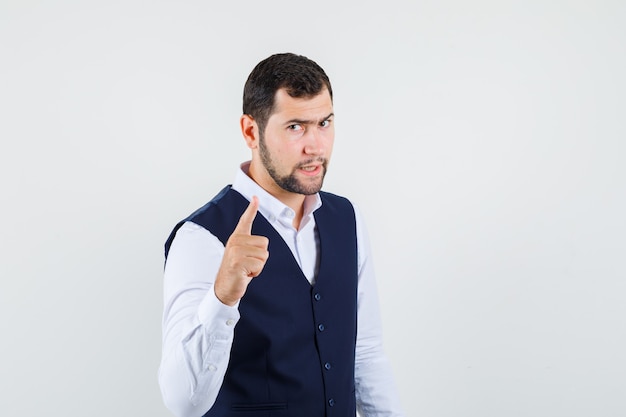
[197, 285, 240, 328]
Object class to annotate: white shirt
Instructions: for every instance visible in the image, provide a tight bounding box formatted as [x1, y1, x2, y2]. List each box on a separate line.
[159, 162, 404, 417]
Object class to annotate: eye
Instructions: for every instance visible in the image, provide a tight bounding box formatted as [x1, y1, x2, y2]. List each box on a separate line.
[287, 124, 303, 132]
[320, 119, 332, 128]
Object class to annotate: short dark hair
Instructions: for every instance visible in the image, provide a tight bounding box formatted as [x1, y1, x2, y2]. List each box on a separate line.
[242, 53, 333, 134]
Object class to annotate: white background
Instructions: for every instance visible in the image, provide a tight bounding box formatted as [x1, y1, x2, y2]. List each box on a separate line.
[1, 1, 625, 416]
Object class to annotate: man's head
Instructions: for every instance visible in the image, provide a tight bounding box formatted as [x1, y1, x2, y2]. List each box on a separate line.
[243, 53, 333, 135]
[241, 53, 335, 201]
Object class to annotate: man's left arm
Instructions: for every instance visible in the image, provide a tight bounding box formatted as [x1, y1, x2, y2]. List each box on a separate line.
[353, 205, 405, 417]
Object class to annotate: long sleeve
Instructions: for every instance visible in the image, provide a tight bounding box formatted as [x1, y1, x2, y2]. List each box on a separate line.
[158, 222, 239, 417]
[353, 208, 406, 417]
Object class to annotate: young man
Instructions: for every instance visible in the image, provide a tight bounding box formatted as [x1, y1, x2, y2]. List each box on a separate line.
[160, 53, 404, 417]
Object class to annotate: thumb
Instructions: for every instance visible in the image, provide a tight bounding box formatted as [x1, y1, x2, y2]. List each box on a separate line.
[233, 196, 259, 235]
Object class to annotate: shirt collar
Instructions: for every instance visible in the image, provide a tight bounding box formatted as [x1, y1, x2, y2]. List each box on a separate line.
[231, 161, 322, 227]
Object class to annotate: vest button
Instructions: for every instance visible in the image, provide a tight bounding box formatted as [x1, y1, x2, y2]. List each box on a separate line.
[314, 293, 321, 301]
[328, 398, 335, 407]
[318, 324, 325, 332]
[324, 362, 331, 370]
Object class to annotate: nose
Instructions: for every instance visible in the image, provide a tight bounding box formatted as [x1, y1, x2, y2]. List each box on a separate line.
[303, 128, 322, 155]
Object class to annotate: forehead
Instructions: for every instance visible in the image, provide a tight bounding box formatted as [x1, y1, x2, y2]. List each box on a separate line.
[269, 88, 333, 122]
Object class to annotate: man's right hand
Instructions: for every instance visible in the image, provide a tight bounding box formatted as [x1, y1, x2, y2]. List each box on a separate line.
[214, 196, 269, 306]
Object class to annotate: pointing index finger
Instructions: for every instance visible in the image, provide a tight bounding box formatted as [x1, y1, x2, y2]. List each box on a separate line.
[234, 196, 259, 235]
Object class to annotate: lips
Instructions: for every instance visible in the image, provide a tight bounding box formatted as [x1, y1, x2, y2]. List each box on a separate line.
[296, 158, 326, 177]
[299, 164, 322, 176]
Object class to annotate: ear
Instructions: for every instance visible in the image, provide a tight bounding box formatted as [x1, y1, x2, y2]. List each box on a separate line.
[240, 114, 259, 149]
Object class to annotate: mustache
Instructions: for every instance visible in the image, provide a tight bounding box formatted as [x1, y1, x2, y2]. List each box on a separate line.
[295, 158, 327, 169]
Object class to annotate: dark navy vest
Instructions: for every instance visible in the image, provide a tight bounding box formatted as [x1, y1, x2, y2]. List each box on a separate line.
[164, 187, 358, 417]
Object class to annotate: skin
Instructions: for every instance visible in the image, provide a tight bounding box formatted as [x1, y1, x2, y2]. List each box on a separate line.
[214, 87, 335, 306]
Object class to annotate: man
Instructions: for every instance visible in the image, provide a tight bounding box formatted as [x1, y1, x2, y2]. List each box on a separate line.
[160, 53, 404, 417]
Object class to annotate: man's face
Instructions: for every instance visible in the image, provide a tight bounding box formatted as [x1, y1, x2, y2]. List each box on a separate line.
[257, 88, 334, 196]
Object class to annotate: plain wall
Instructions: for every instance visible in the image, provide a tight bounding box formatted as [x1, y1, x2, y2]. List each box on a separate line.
[1, 1, 625, 416]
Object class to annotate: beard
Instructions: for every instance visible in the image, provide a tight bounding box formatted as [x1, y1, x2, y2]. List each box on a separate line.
[259, 134, 328, 195]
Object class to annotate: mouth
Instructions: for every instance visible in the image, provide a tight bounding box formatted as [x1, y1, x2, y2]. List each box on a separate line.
[296, 158, 327, 177]
[298, 164, 322, 176]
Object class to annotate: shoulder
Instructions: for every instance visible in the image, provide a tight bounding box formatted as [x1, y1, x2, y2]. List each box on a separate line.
[319, 191, 369, 243]
[165, 186, 242, 259]
[185, 186, 248, 229]
[319, 190, 355, 212]
[185, 185, 235, 221]
[170, 221, 225, 251]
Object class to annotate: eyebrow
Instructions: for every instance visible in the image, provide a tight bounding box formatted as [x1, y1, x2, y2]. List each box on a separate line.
[284, 112, 334, 126]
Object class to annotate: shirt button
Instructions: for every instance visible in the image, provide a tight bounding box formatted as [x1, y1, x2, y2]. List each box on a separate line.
[324, 362, 331, 370]
[208, 364, 217, 372]
[318, 324, 325, 332]
[314, 293, 321, 301]
[226, 319, 235, 326]
[328, 398, 335, 407]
